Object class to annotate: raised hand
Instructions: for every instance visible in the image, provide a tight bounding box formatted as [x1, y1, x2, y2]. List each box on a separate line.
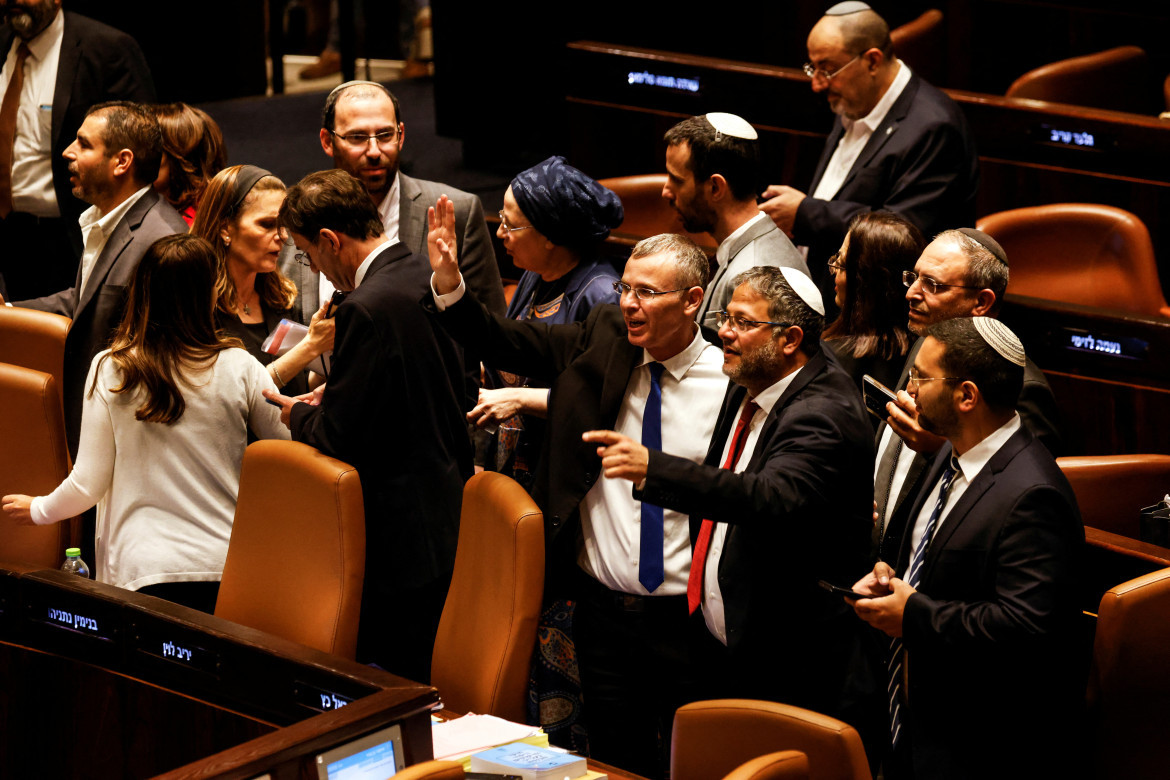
[427, 194, 461, 295]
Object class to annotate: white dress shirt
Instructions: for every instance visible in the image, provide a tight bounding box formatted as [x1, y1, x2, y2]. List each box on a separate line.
[77, 186, 151, 298]
[875, 423, 915, 531]
[902, 414, 1022, 574]
[812, 61, 911, 201]
[353, 238, 394, 288]
[702, 368, 802, 643]
[578, 329, 726, 595]
[2, 8, 64, 216]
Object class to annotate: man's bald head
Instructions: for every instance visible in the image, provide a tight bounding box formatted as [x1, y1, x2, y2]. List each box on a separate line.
[830, 7, 893, 59]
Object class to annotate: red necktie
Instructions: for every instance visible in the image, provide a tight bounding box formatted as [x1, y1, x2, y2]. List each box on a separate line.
[687, 398, 760, 614]
[0, 43, 30, 219]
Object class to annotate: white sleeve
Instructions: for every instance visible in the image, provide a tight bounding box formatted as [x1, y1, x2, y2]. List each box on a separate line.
[430, 272, 467, 311]
[246, 356, 292, 441]
[33, 358, 117, 524]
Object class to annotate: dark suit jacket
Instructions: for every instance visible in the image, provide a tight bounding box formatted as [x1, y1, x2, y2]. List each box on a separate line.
[16, 189, 186, 455]
[875, 337, 1063, 562]
[895, 428, 1084, 779]
[795, 73, 978, 289]
[0, 12, 154, 245]
[638, 350, 874, 712]
[291, 243, 471, 595]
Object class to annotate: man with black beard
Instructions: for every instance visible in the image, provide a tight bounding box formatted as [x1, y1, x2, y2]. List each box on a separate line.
[586, 265, 873, 720]
[0, 0, 154, 299]
[661, 113, 807, 329]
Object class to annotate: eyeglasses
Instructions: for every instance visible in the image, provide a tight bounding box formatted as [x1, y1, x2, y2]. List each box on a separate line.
[292, 250, 312, 267]
[327, 127, 400, 147]
[802, 55, 860, 82]
[613, 281, 687, 300]
[902, 270, 980, 296]
[826, 252, 844, 274]
[497, 211, 534, 234]
[907, 367, 961, 388]
[714, 310, 791, 333]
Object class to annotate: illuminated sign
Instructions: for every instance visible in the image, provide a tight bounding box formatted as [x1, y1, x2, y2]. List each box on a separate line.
[626, 70, 700, 93]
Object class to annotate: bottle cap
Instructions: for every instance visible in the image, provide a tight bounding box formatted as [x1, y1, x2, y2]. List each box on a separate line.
[65, 547, 80, 557]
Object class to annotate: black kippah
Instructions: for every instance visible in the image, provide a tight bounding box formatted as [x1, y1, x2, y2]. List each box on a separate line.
[957, 227, 1008, 266]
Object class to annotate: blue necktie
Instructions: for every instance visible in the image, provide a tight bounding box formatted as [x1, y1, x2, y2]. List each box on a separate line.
[888, 455, 959, 748]
[639, 362, 666, 592]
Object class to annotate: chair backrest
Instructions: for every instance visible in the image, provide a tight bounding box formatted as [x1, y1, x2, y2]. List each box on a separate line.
[431, 472, 544, 722]
[0, 362, 75, 568]
[890, 9, 944, 85]
[1005, 46, 1154, 114]
[1058, 455, 1170, 538]
[393, 760, 465, 780]
[1087, 567, 1170, 780]
[671, 699, 869, 780]
[723, 751, 810, 780]
[0, 307, 70, 403]
[215, 440, 365, 659]
[976, 203, 1170, 319]
[597, 174, 718, 252]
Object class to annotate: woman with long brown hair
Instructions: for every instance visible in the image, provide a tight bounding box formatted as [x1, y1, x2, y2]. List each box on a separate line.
[192, 165, 334, 394]
[1, 234, 288, 612]
[151, 103, 227, 225]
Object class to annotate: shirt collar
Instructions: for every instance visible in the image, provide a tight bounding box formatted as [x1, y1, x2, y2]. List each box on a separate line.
[353, 238, 396, 288]
[80, 185, 151, 235]
[954, 412, 1021, 484]
[376, 171, 401, 218]
[750, 364, 804, 415]
[715, 211, 768, 264]
[24, 7, 64, 62]
[844, 60, 911, 135]
[640, 325, 711, 381]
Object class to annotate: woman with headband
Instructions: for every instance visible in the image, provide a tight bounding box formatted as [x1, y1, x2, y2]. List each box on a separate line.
[1, 234, 289, 611]
[472, 156, 624, 488]
[192, 165, 335, 395]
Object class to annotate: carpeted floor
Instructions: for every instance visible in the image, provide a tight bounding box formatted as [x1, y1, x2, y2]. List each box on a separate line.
[199, 77, 511, 214]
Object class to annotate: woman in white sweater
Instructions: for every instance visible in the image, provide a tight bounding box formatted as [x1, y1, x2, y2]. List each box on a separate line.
[1, 234, 289, 612]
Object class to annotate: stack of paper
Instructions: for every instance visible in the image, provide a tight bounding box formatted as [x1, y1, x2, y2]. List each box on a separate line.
[470, 744, 587, 780]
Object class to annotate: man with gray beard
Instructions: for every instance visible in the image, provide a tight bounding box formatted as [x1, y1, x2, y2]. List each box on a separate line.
[0, 0, 154, 300]
[586, 265, 873, 719]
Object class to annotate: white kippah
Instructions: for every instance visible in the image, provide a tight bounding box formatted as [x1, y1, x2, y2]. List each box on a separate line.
[825, 1, 872, 15]
[781, 267, 825, 316]
[972, 317, 1026, 367]
[705, 112, 758, 140]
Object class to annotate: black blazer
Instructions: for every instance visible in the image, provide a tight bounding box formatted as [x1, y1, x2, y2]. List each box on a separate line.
[1, 12, 154, 246]
[292, 243, 471, 593]
[638, 349, 874, 711]
[895, 428, 1084, 779]
[16, 189, 186, 455]
[795, 73, 979, 287]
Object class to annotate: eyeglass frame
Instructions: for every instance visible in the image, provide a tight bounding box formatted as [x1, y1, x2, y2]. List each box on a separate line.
[902, 270, 981, 296]
[907, 367, 963, 389]
[497, 211, 535, 234]
[802, 54, 861, 82]
[612, 280, 688, 300]
[826, 251, 845, 274]
[714, 310, 792, 333]
[325, 125, 401, 147]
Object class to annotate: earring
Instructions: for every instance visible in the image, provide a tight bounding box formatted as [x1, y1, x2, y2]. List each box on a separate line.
[223, 237, 231, 246]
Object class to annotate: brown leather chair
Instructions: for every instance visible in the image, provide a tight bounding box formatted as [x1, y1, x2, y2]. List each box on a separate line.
[1005, 46, 1154, 114]
[671, 700, 869, 780]
[597, 174, 717, 252]
[0, 363, 76, 568]
[214, 440, 365, 659]
[890, 9, 944, 86]
[1058, 455, 1170, 538]
[1087, 567, 1170, 780]
[431, 472, 544, 721]
[723, 751, 811, 780]
[976, 203, 1170, 319]
[0, 307, 70, 404]
[394, 760, 466, 780]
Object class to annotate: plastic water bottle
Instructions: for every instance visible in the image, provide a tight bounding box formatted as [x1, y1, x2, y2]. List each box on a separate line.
[61, 548, 90, 579]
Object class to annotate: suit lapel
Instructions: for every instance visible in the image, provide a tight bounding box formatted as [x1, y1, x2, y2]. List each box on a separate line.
[809, 120, 845, 192]
[397, 173, 424, 254]
[837, 75, 921, 194]
[51, 12, 78, 152]
[77, 190, 155, 313]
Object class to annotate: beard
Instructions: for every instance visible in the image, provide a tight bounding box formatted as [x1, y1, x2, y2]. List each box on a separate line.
[724, 338, 780, 389]
[675, 195, 717, 235]
[5, 0, 57, 38]
[916, 395, 957, 438]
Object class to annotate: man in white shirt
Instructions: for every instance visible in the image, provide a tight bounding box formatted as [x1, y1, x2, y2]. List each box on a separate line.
[760, 1, 977, 300]
[0, 0, 154, 300]
[428, 222, 725, 780]
[851, 317, 1083, 779]
[661, 113, 808, 329]
[278, 80, 504, 324]
[586, 266, 874, 721]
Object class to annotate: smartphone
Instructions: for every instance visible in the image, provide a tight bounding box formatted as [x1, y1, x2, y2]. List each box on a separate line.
[862, 374, 898, 421]
[817, 579, 874, 600]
